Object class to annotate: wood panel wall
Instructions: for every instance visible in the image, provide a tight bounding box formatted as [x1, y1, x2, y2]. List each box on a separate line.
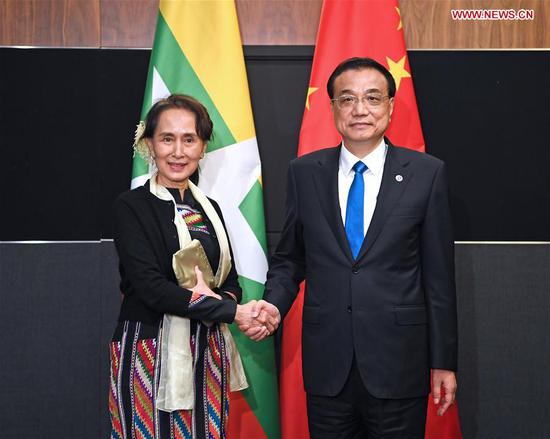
[0, 0, 548, 48]
[0, 0, 100, 47]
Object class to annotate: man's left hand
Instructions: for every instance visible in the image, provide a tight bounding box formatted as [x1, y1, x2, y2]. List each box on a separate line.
[432, 369, 457, 416]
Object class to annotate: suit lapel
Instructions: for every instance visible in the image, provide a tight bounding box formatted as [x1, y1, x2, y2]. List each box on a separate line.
[312, 147, 354, 262]
[356, 142, 411, 261]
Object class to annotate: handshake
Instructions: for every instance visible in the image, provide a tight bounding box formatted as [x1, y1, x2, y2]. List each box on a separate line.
[234, 300, 281, 342]
[190, 266, 281, 341]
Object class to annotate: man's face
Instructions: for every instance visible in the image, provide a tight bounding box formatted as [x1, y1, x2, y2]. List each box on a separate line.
[331, 68, 394, 151]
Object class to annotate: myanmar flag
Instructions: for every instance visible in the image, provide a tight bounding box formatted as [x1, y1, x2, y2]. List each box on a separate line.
[131, 1, 280, 438]
[280, 1, 462, 439]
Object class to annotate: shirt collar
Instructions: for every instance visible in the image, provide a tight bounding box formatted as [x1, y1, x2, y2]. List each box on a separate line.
[339, 138, 387, 177]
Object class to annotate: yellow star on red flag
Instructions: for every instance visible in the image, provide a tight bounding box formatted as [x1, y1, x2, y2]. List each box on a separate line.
[387, 55, 411, 90]
[305, 87, 318, 110]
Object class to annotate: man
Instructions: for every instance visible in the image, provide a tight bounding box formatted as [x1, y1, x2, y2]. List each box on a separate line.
[241, 57, 457, 438]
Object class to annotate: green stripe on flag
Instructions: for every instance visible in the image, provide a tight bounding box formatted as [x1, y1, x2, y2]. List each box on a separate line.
[132, 153, 149, 180]
[131, 20, 159, 181]
[143, 13, 236, 152]
[239, 180, 268, 257]
[232, 275, 280, 439]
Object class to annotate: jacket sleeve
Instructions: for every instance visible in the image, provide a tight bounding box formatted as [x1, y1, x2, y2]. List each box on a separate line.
[263, 162, 306, 318]
[114, 196, 237, 323]
[184, 295, 237, 323]
[421, 162, 458, 371]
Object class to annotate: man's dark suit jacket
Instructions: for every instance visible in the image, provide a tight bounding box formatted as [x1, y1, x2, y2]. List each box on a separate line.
[264, 140, 458, 399]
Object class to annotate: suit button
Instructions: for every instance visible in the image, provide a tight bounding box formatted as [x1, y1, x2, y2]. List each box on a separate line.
[352, 266, 359, 274]
[347, 306, 352, 313]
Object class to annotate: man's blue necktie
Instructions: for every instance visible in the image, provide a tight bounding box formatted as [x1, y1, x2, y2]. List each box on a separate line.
[345, 161, 368, 259]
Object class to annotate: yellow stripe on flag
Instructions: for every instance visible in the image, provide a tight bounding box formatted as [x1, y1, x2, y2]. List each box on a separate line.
[160, 0, 255, 143]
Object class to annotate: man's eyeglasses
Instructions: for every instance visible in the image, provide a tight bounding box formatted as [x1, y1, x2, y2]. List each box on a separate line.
[331, 93, 391, 110]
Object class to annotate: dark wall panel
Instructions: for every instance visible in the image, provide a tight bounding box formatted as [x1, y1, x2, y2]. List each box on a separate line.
[410, 51, 550, 241]
[1, 50, 102, 240]
[455, 244, 550, 439]
[0, 243, 102, 438]
[1, 47, 549, 243]
[245, 46, 313, 250]
[0, 242, 122, 439]
[0, 48, 146, 240]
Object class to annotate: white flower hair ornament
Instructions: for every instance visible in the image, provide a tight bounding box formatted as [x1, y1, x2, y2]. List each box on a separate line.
[132, 121, 153, 163]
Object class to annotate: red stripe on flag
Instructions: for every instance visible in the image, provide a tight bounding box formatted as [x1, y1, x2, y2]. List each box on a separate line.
[280, 284, 308, 439]
[280, 1, 462, 438]
[227, 391, 268, 439]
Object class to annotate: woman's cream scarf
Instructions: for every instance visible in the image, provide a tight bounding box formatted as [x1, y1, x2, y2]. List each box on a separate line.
[150, 173, 248, 412]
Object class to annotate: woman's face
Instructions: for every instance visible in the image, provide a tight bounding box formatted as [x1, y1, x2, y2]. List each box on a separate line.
[147, 108, 207, 189]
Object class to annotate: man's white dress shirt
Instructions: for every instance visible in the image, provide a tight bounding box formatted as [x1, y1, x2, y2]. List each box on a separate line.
[338, 139, 387, 237]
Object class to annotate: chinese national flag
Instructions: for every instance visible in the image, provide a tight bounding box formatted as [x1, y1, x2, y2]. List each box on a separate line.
[279, 1, 462, 439]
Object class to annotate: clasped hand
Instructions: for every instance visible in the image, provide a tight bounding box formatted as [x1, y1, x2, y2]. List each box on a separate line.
[235, 300, 281, 342]
[191, 266, 280, 341]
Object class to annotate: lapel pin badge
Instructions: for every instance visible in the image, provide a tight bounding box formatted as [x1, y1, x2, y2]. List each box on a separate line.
[395, 174, 403, 182]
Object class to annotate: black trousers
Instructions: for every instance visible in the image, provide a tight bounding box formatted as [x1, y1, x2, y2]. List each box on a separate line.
[307, 360, 428, 439]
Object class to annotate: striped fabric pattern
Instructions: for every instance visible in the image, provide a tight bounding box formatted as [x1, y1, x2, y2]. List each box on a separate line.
[171, 410, 193, 439]
[109, 341, 124, 439]
[109, 318, 231, 437]
[133, 338, 157, 439]
[177, 204, 209, 234]
[204, 329, 227, 439]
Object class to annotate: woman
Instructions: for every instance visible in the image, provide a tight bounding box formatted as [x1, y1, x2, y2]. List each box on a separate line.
[108, 94, 266, 439]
